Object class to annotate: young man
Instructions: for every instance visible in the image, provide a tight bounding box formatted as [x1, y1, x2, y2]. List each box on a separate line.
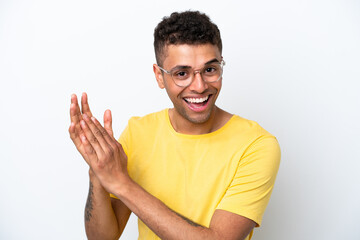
[69, 11, 280, 240]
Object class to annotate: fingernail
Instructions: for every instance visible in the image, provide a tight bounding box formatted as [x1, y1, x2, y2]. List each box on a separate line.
[81, 120, 86, 126]
[83, 114, 88, 119]
[91, 117, 96, 123]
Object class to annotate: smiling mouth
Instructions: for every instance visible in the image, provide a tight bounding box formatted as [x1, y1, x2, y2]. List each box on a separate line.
[184, 95, 209, 103]
[183, 95, 212, 111]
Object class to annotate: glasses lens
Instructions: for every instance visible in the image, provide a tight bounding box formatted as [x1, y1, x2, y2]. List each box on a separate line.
[202, 63, 223, 82]
[172, 69, 192, 87]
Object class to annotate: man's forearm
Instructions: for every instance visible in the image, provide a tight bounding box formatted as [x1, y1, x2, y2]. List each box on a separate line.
[84, 172, 120, 240]
[114, 177, 218, 240]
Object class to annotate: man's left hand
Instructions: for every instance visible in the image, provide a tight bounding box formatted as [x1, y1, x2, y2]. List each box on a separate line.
[79, 112, 129, 194]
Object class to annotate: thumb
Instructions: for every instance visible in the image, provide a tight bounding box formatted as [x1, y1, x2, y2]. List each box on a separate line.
[104, 109, 114, 137]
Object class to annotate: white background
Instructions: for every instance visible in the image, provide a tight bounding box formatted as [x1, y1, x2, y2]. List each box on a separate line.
[1, 0, 359, 239]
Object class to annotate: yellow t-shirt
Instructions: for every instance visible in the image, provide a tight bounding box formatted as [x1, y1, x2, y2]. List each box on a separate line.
[112, 109, 280, 240]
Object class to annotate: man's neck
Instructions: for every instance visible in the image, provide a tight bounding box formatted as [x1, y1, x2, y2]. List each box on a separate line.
[168, 107, 232, 135]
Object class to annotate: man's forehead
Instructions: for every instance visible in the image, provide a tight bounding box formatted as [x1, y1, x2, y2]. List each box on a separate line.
[164, 43, 220, 54]
[162, 43, 221, 67]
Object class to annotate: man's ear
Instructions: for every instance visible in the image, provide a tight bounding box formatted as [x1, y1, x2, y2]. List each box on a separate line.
[153, 64, 165, 89]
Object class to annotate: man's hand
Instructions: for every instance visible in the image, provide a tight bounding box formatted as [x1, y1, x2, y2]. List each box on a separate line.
[68, 92, 130, 194]
[69, 93, 128, 194]
[69, 93, 114, 164]
[79, 113, 129, 194]
[69, 93, 131, 240]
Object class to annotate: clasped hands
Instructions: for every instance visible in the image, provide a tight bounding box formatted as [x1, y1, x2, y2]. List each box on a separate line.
[69, 93, 129, 194]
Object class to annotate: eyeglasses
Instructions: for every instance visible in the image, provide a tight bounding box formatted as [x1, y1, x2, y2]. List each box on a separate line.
[158, 60, 225, 87]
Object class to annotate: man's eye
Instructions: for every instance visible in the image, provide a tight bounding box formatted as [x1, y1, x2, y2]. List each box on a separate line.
[204, 66, 218, 74]
[173, 71, 189, 79]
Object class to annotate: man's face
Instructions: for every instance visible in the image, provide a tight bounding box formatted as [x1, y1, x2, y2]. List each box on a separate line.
[154, 44, 223, 125]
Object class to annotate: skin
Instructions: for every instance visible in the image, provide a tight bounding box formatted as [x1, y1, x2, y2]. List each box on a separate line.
[153, 44, 232, 134]
[69, 44, 256, 240]
[69, 93, 130, 239]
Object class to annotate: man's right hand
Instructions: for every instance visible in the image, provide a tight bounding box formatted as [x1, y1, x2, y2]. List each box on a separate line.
[68, 92, 114, 164]
[68, 93, 130, 240]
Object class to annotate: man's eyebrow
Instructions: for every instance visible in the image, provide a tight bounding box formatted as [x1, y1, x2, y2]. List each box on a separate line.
[204, 58, 220, 65]
[169, 58, 220, 72]
[170, 65, 192, 72]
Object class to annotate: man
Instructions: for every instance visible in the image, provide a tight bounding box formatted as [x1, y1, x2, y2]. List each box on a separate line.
[69, 11, 280, 240]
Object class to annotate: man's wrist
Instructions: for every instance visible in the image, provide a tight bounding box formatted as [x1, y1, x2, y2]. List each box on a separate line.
[111, 174, 134, 199]
[88, 168, 98, 182]
[88, 168, 108, 193]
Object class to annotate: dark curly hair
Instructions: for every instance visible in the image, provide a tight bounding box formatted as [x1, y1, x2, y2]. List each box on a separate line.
[154, 11, 222, 66]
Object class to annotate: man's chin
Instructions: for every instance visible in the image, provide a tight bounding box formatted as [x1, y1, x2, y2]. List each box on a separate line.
[182, 106, 216, 125]
[186, 114, 212, 124]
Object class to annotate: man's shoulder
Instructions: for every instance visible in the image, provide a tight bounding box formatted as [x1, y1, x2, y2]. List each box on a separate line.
[229, 115, 273, 137]
[127, 109, 167, 128]
[226, 115, 279, 158]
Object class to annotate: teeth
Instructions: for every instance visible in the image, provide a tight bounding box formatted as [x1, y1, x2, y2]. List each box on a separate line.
[185, 96, 209, 103]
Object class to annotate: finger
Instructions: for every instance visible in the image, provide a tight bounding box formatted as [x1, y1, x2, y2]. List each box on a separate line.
[70, 103, 84, 137]
[80, 114, 107, 156]
[70, 94, 78, 121]
[70, 94, 85, 136]
[70, 93, 78, 105]
[115, 141, 125, 153]
[69, 122, 81, 145]
[115, 141, 128, 162]
[81, 92, 93, 117]
[69, 122, 87, 158]
[103, 109, 114, 137]
[92, 115, 117, 149]
[85, 114, 116, 151]
[79, 133, 98, 166]
[70, 94, 82, 123]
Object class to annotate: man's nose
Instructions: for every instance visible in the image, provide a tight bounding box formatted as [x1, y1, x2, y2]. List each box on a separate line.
[188, 71, 208, 93]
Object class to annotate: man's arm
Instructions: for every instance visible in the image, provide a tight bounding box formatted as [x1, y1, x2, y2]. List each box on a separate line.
[69, 93, 131, 239]
[115, 177, 256, 240]
[84, 171, 131, 240]
[78, 111, 257, 240]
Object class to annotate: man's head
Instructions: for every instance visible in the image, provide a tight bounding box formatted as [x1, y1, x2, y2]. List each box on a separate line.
[154, 11, 222, 66]
[152, 11, 225, 127]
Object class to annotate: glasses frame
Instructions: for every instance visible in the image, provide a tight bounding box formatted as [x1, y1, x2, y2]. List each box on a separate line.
[158, 60, 226, 87]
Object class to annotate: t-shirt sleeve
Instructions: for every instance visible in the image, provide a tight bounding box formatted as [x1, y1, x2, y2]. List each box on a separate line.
[216, 136, 281, 227]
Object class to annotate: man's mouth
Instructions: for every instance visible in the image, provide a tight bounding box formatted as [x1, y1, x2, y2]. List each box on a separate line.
[183, 95, 212, 112]
[184, 95, 209, 104]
